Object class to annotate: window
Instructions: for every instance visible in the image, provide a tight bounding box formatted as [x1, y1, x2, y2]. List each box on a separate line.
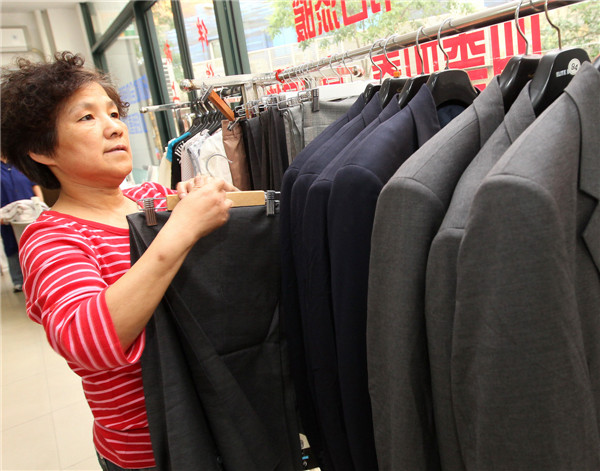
[87, 1, 130, 40]
[179, 1, 224, 80]
[104, 22, 163, 184]
[152, 1, 185, 102]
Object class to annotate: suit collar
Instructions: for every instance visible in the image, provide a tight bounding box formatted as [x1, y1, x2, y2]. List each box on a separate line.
[564, 62, 600, 272]
[361, 90, 384, 124]
[472, 76, 505, 148]
[407, 85, 441, 146]
[504, 82, 536, 144]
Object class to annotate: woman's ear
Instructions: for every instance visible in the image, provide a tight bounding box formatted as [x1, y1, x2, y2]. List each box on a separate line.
[28, 151, 55, 167]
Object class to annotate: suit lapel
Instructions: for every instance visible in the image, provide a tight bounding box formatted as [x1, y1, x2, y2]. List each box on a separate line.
[566, 63, 600, 273]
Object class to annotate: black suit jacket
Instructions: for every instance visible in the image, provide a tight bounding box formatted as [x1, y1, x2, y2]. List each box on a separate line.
[280, 93, 366, 471]
[290, 92, 383, 471]
[129, 208, 301, 471]
[300, 94, 402, 470]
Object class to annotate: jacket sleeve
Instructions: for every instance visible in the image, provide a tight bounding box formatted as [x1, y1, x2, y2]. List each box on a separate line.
[453, 174, 600, 469]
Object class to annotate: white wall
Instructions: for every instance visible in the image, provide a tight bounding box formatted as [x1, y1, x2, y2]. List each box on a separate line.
[1, 12, 44, 66]
[1, 6, 92, 67]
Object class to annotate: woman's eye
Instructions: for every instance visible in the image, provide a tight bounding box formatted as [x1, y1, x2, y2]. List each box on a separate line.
[79, 114, 93, 121]
[111, 112, 120, 119]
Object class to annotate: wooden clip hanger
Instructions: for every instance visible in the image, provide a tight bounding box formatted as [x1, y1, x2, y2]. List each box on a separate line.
[165, 190, 266, 210]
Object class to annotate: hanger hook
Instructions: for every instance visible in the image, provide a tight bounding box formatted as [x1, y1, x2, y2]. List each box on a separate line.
[330, 54, 341, 80]
[515, 0, 530, 55]
[303, 63, 312, 90]
[544, 0, 562, 50]
[369, 39, 384, 84]
[437, 18, 452, 70]
[341, 51, 353, 82]
[317, 58, 328, 83]
[529, 0, 542, 11]
[416, 26, 425, 75]
[383, 34, 399, 76]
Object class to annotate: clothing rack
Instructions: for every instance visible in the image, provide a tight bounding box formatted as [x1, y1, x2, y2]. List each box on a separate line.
[141, 83, 235, 121]
[180, 0, 584, 95]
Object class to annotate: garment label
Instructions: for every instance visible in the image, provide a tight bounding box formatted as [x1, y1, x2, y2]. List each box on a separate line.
[299, 433, 320, 469]
[556, 58, 581, 78]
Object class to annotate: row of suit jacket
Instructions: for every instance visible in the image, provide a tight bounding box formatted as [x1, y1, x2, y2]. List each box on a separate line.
[279, 60, 600, 471]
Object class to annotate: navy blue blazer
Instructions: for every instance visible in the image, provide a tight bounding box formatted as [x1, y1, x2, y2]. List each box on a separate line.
[328, 86, 460, 470]
[291, 92, 384, 471]
[300, 94, 402, 471]
[280, 93, 365, 471]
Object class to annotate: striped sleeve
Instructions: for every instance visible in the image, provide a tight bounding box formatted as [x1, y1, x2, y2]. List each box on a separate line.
[20, 222, 143, 372]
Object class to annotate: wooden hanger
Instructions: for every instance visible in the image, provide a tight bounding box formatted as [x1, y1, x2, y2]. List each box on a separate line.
[165, 190, 267, 210]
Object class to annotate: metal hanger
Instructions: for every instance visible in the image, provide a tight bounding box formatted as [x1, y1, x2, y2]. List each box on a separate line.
[364, 39, 384, 103]
[425, 20, 479, 109]
[497, 0, 541, 111]
[379, 34, 408, 107]
[398, 26, 431, 108]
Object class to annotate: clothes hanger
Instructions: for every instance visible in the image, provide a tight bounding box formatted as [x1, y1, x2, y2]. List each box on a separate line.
[364, 39, 383, 103]
[341, 52, 353, 83]
[529, 0, 590, 116]
[498, 0, 541, 112]
[426, 20, 479, 108]
[398, 26, 431, 109]
[379, 34, 408, 107]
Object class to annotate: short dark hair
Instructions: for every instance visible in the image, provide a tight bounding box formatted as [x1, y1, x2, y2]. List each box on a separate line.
[1, 51, 129, 189]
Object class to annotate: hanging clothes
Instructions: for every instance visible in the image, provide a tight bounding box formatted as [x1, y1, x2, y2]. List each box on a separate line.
[424, 80, 537, 471]
[129, 208, 302, 471]
[317, 85, 463, 471]
[367, 76, 506, 471]
[451, 61, 600, 470]
[290, 91, 386, 471]
[280, 92, 367, 471]
[222, 119, 252, 190]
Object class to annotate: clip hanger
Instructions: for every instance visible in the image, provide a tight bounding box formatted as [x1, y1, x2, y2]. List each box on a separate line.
[139, 191, 280, 227]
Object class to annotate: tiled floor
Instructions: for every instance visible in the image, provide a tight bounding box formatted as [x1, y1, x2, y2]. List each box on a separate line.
[1, 266, 100, 470]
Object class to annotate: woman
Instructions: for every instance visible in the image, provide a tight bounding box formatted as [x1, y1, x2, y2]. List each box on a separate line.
[1, 52, 235, 470]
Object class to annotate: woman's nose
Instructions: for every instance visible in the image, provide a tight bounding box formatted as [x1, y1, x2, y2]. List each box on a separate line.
[104, 115, 125, 137]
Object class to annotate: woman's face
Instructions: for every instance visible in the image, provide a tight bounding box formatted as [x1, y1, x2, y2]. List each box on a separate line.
[40, 82, 132, 189]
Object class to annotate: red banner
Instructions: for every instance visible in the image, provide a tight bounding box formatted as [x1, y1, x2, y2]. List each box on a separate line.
[294, 0, 392, 43]
[267, 13, 541, 94]
[371, 13, 542, 89]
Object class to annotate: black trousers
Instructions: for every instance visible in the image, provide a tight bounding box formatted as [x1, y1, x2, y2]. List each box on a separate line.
[128, 207, 301, 471]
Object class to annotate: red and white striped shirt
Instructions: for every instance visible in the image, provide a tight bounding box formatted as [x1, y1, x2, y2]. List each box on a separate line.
[20, 182, 173, 469]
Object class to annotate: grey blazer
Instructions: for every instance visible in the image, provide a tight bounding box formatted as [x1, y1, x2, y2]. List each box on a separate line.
[452, 62, 600, 470]
[425, 83, 536, 471]
[367, 77, 505, 471]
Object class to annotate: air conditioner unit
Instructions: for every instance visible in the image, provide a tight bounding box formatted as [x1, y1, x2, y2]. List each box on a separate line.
[1, 27, 29, 52]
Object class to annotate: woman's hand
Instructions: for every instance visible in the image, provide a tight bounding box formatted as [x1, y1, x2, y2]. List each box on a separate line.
[170, 176, 234, 245]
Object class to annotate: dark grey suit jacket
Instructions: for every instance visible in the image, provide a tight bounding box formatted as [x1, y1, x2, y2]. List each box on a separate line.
[367, 77, 506, 471]
[129, 208, 301, 471]
[452, 61, 600, 470]
[425, 83, 536, 471]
